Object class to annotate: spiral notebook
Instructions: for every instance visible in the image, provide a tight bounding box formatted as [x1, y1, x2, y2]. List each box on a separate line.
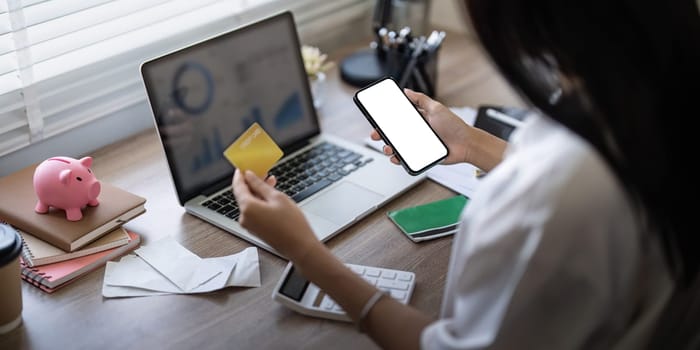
[19, 227, 130, 267]
[20, 230, 141, 293]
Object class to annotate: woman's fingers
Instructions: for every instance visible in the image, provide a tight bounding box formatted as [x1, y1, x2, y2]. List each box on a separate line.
[244, 170, 278, 200]
[232, 169, 253, 202]
[265, 175, 277, 187]
[383, 145, 393, 155]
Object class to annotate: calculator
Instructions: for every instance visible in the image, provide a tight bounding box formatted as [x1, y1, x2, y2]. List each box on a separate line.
[272, 261, 416, 321]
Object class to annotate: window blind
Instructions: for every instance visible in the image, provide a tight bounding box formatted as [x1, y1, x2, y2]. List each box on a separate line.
[0, 0, 371, 159]
[0, 0, 266, 157]
[1, 0, 250, 157]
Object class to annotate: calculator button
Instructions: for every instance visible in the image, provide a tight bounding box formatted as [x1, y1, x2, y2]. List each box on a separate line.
[377, 279, 410, 291]
[350, 265, 365, 275]
[321, 297, 335, 310]
[390, 290, 407, 300]
[380, 271, 397, 280]
[365, 268, 381, 277]
[397, 272, 414, 282]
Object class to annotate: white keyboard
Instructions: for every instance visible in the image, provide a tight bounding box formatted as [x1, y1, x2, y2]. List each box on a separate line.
[272, 262, 416, 321]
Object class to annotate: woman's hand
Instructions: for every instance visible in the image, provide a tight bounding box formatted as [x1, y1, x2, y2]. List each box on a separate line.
[371, 89, 471, 165]
[233, 173, 432, 350]
[371, 89, 507, 171]
[232, 169, 321, 261]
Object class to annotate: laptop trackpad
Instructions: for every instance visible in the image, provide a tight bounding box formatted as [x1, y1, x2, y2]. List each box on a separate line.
[302, 182, 383, 225]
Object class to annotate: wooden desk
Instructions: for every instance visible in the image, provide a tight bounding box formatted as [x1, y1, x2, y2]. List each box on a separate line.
[1, 31, 522, 350]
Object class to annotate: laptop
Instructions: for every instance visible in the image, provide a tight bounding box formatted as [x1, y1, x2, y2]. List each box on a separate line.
[139, 11, 425, 257]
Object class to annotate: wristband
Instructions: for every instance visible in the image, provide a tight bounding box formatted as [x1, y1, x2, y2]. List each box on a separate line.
[357, 290, 387, 333]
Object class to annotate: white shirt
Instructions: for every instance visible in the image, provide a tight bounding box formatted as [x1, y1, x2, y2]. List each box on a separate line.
[421, 115, 672, 349]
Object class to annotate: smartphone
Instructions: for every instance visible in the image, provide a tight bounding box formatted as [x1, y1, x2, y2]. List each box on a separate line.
[353, 77, 448, 175]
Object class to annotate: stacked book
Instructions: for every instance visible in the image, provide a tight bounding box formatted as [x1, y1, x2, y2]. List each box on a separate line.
[0, 163, 146, 293]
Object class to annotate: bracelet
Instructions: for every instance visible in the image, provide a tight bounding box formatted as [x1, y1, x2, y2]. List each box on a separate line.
[357, 290, 387, 333]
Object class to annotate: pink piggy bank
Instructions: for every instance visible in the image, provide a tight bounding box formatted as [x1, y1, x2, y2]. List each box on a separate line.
[33, 156, 101, 221]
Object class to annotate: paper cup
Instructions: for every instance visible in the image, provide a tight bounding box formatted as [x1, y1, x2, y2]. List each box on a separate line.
[0, 223, 23, 334]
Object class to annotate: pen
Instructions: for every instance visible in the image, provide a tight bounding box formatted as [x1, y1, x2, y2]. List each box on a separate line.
[398, 36, 426, 88]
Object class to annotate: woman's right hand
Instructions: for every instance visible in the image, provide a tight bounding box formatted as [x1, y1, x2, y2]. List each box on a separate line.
[371, 89, 471, 166]
[371, 89, 507, 171]
[232, 169, 321, 261]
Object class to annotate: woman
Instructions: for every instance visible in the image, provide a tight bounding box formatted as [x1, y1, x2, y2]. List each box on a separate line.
[232, 0, 700, 348]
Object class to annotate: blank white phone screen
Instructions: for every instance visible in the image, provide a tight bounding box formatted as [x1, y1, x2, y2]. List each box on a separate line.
[357, 79, 447, 172]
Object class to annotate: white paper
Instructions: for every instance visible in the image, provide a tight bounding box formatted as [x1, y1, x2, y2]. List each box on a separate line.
[449, 106, 478, 125]
[135, 236, 222, 292]
[365, 106, 483, 198]
[101, 284, 171, 298]
[104, 254, 183, 293]
[426, 162, 481, 198]
[102, 236, 261, 298]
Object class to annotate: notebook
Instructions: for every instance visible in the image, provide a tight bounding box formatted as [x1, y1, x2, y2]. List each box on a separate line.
[20, 230, 141, 293]
[139, 11, 425, 257]
[19, 226, 130, 267]
[0, 163, 147, 252]
[387, 195, 468, 242]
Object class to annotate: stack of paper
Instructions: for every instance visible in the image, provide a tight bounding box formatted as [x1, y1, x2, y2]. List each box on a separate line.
[102, 236, 261, 297]
[0, 163, 146, 252]
[20, 229, 141, 293]
[19, 227, 131, 267]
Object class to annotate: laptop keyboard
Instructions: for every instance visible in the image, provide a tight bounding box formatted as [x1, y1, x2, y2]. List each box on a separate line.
[201, 142, 373, 220]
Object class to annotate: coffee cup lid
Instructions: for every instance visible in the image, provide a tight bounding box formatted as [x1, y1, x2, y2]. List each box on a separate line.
[0, 223, 22, 266]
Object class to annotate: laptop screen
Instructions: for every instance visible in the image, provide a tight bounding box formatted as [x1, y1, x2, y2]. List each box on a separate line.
[141, 11, 319, 204]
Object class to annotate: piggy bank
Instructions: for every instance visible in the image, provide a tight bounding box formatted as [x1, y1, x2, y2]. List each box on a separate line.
[33, 156, 101, 221]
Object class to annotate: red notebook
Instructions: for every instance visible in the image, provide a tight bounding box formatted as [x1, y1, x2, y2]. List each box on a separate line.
[20, 230, 141, 293]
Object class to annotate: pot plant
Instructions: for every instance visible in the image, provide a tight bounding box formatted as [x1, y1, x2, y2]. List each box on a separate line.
[301, 45, 334, 108]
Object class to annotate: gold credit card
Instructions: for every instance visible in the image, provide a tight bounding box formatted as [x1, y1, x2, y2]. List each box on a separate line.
[223, 122, 284, 178]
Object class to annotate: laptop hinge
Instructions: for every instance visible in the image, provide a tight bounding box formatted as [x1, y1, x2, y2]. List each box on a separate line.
[283, 138, 312, 156]
[202, 176, 232, 197]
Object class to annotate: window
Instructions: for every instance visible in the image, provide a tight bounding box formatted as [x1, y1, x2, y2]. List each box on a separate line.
[0, 0, 371, 164]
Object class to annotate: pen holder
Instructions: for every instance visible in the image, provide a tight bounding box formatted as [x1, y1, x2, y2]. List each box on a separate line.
[380, 42, 439, 97]
[340, 28, 444, 98]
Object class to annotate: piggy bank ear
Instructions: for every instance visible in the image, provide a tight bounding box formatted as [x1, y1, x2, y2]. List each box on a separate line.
[79, 156, 93, 168]
[59, 169, 72, 184]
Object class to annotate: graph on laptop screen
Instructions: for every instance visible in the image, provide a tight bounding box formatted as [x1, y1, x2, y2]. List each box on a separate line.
[142, 14, 317, 200]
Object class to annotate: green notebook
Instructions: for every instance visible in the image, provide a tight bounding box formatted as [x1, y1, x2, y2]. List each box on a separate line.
[387, 195, 468, 242]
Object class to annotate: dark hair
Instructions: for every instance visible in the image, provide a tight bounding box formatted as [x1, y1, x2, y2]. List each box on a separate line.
[463, 1, 700, 287]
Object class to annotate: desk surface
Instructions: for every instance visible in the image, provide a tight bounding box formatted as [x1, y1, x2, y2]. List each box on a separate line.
[1, 31, 522, 350]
